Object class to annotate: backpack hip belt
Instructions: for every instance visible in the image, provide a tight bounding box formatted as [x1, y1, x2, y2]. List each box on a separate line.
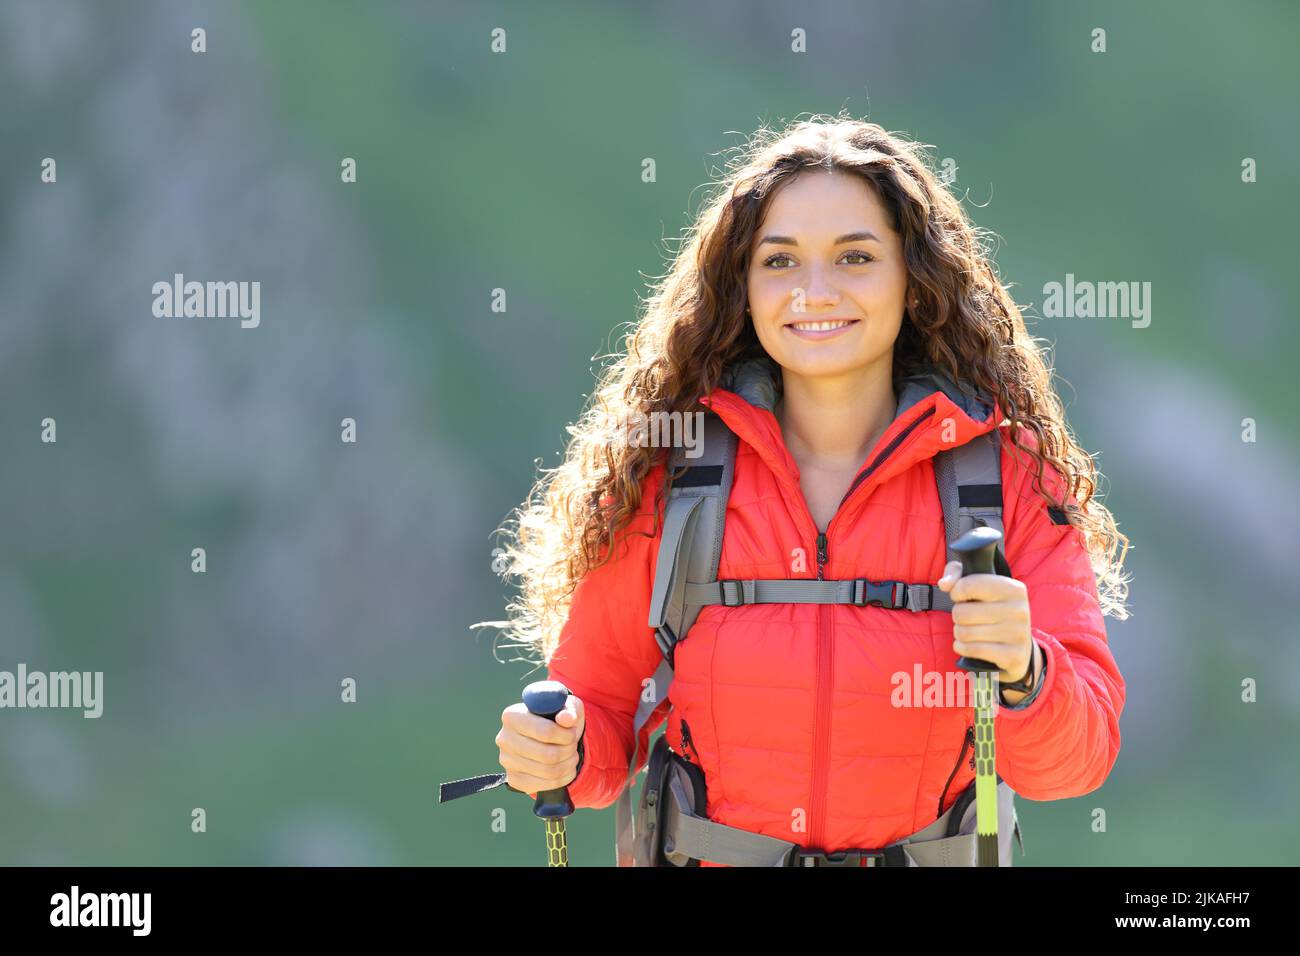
[643, 732, 1023, 866]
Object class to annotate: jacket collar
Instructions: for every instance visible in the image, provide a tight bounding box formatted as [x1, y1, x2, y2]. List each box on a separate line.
[698, 354, 1003, 509]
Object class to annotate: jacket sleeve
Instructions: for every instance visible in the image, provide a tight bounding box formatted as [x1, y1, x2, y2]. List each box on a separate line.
[542, 464, 670, 810]
[991, 427, 1126, 801]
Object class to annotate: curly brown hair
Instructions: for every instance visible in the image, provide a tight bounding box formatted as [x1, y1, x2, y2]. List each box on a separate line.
[480, 113, 1131, 667]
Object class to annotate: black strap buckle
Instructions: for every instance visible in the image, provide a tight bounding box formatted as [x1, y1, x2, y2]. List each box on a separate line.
[850, 579, 905, 608]
[790, 848, 887, 867]
[719, 580, 754, 607]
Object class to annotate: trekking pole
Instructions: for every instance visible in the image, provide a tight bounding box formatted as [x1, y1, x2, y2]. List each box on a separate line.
[950, 525, 1004, 868]
[521, 680, 576, 867]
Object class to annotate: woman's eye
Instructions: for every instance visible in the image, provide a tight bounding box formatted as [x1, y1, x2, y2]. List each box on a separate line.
[762, 251, 874, 268]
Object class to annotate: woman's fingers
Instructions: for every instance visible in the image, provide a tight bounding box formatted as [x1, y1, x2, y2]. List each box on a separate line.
[495, 725, 574, 766]
[936, 560, 963, 589]
[945, 572, 1025, 603]
[951, 599, 1030, 626]
[499, 748, 580, 791]
[952, 639, 1030, 678]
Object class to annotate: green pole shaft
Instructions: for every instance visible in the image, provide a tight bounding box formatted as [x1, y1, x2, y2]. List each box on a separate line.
[545, 819, 569, 867]
[951, 525, 1005, 868]
[971, 671, 999, 866]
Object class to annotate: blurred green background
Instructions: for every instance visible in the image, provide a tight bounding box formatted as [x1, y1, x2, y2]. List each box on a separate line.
[1, 0, 1296, 865]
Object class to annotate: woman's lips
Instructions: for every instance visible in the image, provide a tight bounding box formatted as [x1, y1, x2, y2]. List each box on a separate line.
[784, 319, 861, 340]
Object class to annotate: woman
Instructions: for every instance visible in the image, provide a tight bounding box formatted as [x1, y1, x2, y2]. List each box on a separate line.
[488, 115, 1129, 866]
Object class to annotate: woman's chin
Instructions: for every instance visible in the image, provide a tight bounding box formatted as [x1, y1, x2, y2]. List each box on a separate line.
[771, 351, 888, 382]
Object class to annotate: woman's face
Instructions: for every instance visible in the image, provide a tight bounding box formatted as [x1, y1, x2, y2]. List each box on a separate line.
[746, 169, 911, 382]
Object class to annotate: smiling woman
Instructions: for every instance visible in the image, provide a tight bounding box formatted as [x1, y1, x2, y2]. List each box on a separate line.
[479, 113, 1130, 868]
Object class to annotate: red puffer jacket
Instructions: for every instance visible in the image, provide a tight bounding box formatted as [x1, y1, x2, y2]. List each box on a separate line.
[547, 363, 1125, 865]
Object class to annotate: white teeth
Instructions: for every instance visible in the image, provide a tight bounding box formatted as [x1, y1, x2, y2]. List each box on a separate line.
[789, 320, 854, 331]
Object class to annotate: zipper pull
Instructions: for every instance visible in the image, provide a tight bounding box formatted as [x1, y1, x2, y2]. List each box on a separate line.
[816, 532, 828, 580]
[680, 718, 696, 761]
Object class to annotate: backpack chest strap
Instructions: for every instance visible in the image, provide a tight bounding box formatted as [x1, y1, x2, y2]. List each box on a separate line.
[684, 578, 952, 612]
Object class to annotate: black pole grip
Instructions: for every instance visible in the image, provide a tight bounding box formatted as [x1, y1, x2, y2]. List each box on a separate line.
[521, 680, 576, 819]
[950, 526, 1003, 674]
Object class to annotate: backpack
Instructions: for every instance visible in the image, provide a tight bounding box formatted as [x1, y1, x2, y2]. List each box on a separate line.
[613, 356, 1022, 866]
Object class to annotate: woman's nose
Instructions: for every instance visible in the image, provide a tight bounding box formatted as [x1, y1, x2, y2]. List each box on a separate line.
[798, 267, 840, 309]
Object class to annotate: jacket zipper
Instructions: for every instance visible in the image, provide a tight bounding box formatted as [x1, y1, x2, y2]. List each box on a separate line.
[811, 598, 832, 853]
[937, 725, 976, 819]
[833, 406, 936, 517]
[769, 403, 933, 855]
[810, 536, 833, 851]
[805, 414, 933, 854]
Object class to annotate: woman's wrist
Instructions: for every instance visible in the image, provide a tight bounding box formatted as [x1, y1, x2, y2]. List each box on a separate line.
[999, 641, 1043, 705]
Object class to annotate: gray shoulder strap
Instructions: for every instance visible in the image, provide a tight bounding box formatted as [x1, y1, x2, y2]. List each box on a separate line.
[614, 411, 737, 866]
[646, 411, 738, 658]
[930, 429, 1009, 612]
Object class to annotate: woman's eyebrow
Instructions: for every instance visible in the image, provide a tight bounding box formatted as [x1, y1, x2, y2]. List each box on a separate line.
[757, 229, 881, 247]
